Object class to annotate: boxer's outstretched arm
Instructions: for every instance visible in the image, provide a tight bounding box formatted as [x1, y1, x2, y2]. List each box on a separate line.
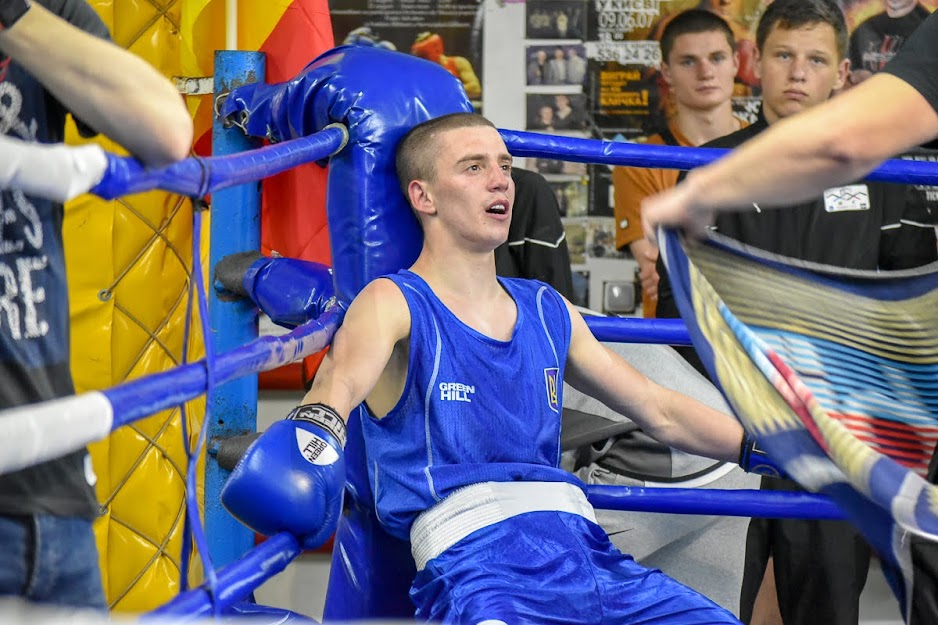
[221, 279, 410, 546]
[562, 297, 743, 463]
[301, 277, 411, 421]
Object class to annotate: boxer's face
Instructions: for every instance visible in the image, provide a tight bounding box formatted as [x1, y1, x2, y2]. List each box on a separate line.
[756, 22, 849, 124]
[410, 126, 515, 250]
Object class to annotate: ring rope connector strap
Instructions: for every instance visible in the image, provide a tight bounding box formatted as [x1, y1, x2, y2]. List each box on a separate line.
[287, 403, 347, 449]
[190, 156, 212, 204]
[214, 91, 250, 133]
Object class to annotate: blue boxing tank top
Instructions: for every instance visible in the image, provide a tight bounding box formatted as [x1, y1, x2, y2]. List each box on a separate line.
[359, 270, 580, 540]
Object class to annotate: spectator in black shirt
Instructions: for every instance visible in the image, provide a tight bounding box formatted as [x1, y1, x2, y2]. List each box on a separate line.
[848, 0, 931, 85]
[495, 168, 574, 299]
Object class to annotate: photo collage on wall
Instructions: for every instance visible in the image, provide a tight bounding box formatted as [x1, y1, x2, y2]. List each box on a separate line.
[525, 0, 625, 306]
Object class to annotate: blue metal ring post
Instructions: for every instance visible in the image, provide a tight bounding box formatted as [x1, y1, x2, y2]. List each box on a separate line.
[207, 50, 266, 567]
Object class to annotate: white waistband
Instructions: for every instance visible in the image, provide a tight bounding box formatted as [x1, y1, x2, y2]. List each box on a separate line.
[409, 481, 596, 571]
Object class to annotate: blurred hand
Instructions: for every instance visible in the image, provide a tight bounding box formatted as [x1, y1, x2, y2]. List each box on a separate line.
[641, 179, 713, 244]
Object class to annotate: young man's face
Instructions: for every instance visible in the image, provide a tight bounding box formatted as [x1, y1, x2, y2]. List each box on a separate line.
[414, 126, 515, 250]
[885, 0, 917, 18]
[661, 30, 739, 112]
[756, 22, 849, 123]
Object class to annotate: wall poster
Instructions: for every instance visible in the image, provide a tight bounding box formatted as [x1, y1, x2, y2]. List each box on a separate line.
[330, 0, 485, 107]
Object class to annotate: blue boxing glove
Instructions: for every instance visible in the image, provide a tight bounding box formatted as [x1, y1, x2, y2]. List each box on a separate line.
[244, 256, 336, 328]
[738, 432, 786, 478]
[212, 252, 337, 328]
[221, 403, 346, 549]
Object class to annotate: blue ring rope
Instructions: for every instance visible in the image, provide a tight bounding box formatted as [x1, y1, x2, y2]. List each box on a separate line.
[499, 129, 938, 186]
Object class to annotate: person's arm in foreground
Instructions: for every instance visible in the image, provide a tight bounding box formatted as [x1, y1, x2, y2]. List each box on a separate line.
[562, 297, 742, 462]
[642, 72, 938, 239]
[0, 2, 192, 166]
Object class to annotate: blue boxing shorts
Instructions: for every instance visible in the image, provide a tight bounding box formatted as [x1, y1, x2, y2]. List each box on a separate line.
[409, 483, 740, 625]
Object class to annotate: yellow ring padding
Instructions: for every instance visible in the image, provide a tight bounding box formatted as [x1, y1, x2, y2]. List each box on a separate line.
[65, 0, 210, 611]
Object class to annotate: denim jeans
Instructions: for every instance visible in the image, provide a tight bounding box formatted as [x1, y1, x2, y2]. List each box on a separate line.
[0, 514, 106, 610]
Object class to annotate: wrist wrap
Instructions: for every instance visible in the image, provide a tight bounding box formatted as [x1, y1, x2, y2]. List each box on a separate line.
[287, 403, 347, 449]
